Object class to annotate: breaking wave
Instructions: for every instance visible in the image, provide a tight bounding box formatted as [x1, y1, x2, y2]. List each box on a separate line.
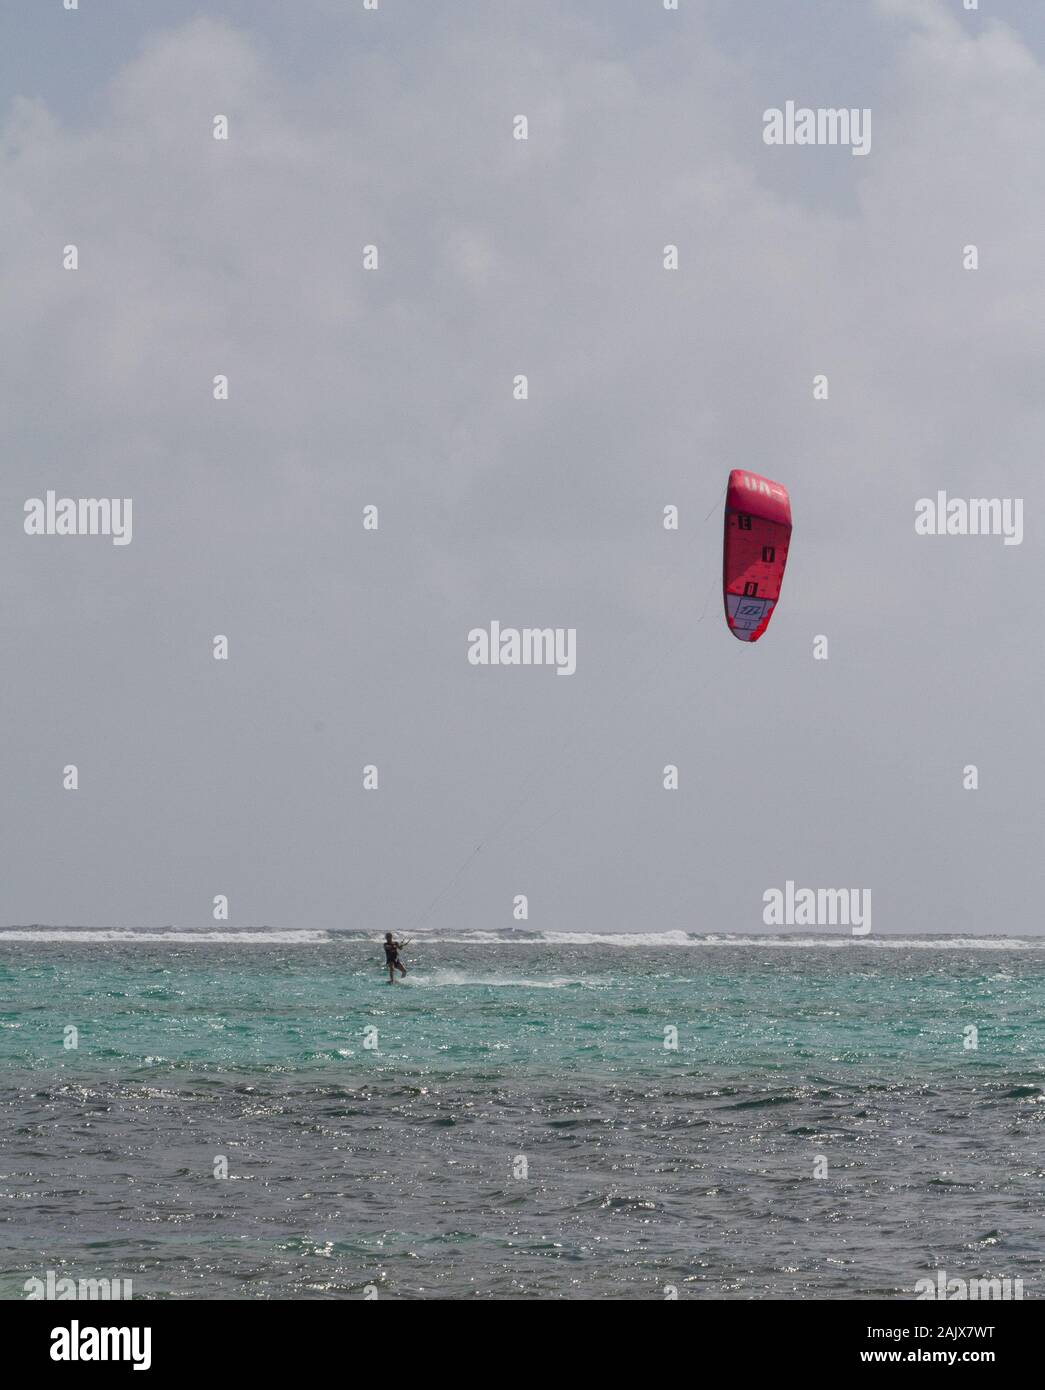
[0, 927, 1039, 949]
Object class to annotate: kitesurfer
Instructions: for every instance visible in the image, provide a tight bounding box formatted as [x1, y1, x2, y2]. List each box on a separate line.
[383, 932, 407, 984]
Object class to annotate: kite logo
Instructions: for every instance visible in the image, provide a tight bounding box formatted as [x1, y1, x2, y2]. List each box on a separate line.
[914, 493, 1023, 546]
[740, 474, 788, 502]
[762, 881, 871, 935]
[467, 622, 576, 676]
[762, 102, 872, 156]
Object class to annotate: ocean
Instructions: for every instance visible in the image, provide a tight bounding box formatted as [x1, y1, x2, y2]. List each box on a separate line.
[1, 929, 1042, 1300]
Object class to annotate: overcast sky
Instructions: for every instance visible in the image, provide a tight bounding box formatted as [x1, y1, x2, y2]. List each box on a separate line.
[1, 0, 1042, 936]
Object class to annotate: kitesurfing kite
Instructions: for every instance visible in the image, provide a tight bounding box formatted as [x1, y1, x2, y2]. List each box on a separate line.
[722, 469, 792, 642]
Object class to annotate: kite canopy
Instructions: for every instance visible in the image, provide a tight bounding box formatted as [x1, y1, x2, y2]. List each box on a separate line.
[722, 469, 792, 643]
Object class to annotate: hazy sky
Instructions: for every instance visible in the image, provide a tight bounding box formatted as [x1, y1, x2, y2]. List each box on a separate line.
[1, 0, 1041, 935]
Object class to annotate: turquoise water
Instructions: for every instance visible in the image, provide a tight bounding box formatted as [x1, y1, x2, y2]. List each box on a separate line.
[1, 930, 1043, 1299]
